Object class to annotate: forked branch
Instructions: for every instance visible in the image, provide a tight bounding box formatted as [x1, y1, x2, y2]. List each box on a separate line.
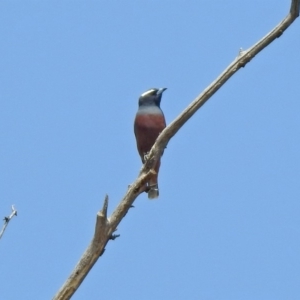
[0, 205, 17, 240]
[53, 1, 299, 299]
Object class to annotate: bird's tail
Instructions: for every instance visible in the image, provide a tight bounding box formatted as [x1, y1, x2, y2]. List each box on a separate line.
[148, 185, 159, 199]
[148, 160, 160, 199]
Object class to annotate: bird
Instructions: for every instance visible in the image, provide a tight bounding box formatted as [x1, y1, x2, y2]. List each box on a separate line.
[134, 88, 167, 199]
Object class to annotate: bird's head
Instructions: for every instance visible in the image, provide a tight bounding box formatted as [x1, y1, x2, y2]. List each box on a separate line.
[138, 88, 167, 107]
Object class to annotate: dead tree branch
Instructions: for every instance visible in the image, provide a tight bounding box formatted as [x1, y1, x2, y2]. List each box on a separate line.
[0, 205, 17, 240]
[53, 1, 299, 299]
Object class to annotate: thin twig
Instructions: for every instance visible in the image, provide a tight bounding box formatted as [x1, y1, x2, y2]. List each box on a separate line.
[53, 1, 299, 299]
[0, 205, 17, 240]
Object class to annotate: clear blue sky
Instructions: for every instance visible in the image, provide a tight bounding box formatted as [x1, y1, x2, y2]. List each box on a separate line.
[1, 1, 300, 299]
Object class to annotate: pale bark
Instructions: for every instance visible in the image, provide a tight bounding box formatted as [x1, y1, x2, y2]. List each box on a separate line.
[53, 1, 300, 299]
[0, 205, 17, 240]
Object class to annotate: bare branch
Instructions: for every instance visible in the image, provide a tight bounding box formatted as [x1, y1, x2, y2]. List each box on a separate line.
[142, 0, 300, 178]
[53, 196, 111, 299]
[99, 194, 108, 220]
[53, 2, 299, 299]
[0, 205, 17, 240]
[109, 169, 155, 228]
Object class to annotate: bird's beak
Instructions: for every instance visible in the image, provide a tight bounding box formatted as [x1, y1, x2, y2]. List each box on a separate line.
[157, 87, 167, 95]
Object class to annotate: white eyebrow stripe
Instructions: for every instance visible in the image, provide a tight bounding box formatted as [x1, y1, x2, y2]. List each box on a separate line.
[141, 89, 156, 97]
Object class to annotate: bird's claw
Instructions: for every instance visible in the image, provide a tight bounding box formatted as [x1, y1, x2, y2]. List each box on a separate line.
[143, 152, 150, 162]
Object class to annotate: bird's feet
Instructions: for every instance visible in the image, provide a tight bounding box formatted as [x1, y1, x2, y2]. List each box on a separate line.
[144, 151, 154, 162]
